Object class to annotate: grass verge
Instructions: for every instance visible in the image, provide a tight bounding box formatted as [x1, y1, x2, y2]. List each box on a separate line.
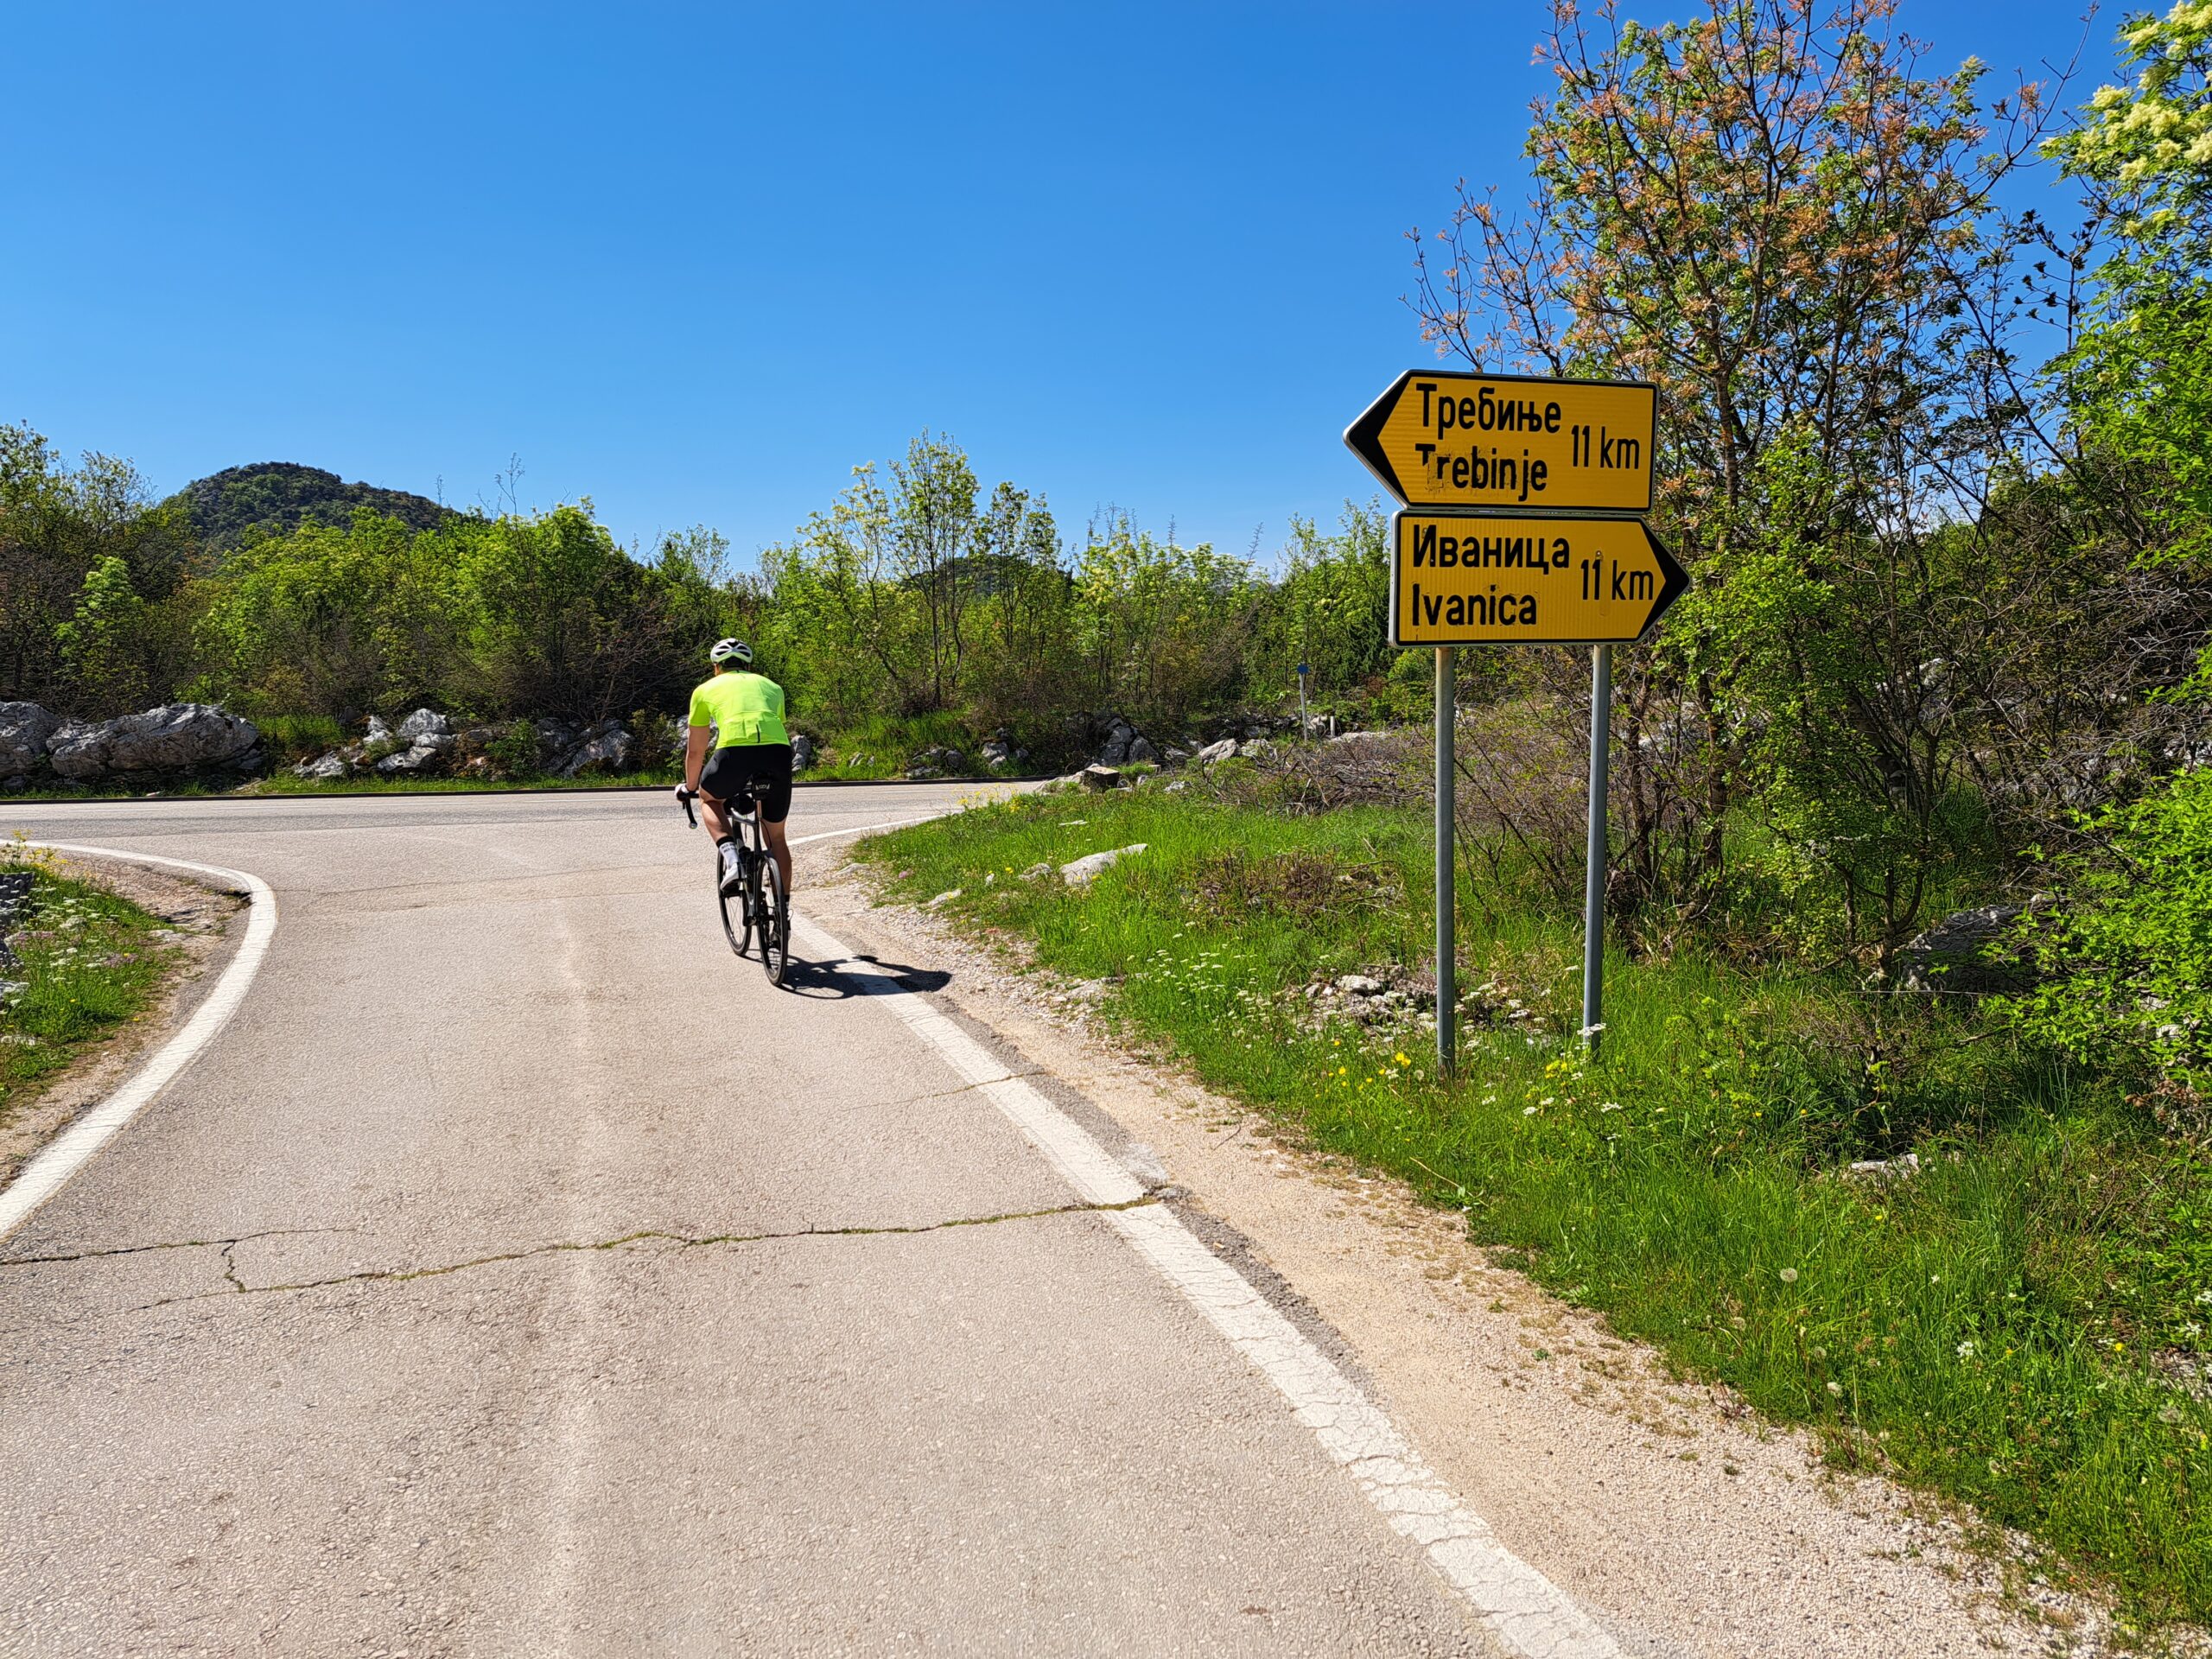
[1, 852, 179, 1120]
[858, 785, 2212, 1633]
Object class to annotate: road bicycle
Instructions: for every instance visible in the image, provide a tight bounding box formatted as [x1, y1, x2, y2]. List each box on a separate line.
[678, 784, 790, 986]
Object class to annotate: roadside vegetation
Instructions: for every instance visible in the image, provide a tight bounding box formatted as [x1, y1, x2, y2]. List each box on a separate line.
[0, 432, 1390, 783]
[0, 846, 175, 1118]
[861, 775, 2212, 1628]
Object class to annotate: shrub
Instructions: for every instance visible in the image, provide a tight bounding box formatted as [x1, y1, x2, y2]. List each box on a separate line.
[483, 719, 542, 779]
[2005, 766, 2212, 1107]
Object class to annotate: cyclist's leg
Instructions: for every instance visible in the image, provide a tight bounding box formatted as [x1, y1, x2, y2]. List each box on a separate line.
[762, 814, 793, 896]
[696, 790, 732, 842]
[758, 745, 796, 894]
[696, 749, 743, 844]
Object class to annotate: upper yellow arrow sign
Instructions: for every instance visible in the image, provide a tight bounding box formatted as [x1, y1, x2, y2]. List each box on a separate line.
[1346, 370, 1656, 512]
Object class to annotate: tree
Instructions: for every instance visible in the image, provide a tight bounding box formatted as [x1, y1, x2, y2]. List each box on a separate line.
[1071, 516, 1260, 729]
[0, 425, 191, 709]
[1407, 0, 2078, 948]
[2049, 0, 2212, 568]
[54, 556, 150, 715]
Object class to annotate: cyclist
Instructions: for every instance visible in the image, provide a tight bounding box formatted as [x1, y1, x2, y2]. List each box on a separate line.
[679, 639, 794, 899]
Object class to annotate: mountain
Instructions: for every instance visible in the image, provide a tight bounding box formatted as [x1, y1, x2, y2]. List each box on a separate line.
[168, 462, 459, 553]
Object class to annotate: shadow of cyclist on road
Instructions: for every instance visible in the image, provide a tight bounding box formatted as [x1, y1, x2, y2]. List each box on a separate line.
[778, 953, 952, 1001]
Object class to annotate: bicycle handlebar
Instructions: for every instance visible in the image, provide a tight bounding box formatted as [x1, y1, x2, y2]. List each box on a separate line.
[677, 787, 697, 829]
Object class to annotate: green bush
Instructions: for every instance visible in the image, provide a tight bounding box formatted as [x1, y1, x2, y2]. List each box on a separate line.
[483, 719, 542, 779]
[2007, 766, 2212, 1106]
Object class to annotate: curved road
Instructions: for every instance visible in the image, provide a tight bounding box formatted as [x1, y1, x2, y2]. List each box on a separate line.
[0, 787, 1513, 1656]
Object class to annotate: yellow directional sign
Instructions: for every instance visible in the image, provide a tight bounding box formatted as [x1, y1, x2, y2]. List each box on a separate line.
[1346, 370, 1656, 512]
[1389, 511, 1687, 646]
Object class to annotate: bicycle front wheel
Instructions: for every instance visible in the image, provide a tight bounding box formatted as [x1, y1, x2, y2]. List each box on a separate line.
[759, 855, 790, 987]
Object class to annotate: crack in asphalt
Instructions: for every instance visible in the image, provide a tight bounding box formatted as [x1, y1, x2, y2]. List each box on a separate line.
[10, 1195, 1168, 1321]
[874, 1071, 1052, 1109]
[0, 1226, 353, 1268]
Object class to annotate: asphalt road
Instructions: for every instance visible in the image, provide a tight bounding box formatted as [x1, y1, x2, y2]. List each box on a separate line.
[0, 786, 1498, 1656]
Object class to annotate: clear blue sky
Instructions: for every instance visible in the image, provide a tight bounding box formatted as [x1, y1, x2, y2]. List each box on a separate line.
[1, 1, 2107, 569]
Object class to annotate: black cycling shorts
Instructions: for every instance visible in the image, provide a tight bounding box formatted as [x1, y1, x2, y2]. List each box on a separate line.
[700, 743, 794, 824]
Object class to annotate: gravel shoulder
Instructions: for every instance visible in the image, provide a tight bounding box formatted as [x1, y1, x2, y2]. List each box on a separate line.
[0, 854, 245, 1196]
[805, 852, 2184, 1659]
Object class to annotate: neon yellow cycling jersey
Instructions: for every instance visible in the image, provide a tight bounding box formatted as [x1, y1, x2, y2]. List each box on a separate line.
[688, 671, 791, 747]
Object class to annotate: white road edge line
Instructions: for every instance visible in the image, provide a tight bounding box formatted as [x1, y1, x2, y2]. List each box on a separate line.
[788, 815, 939, 847]
[0, 843, 278, 1244]
[790, 909, 1627, 1659]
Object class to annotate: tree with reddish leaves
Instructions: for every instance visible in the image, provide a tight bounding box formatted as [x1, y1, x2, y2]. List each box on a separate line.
[1403, 0, 2195, 958]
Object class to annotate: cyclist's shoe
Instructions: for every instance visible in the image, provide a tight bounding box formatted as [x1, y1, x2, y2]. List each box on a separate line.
[717, 840, 745, 896]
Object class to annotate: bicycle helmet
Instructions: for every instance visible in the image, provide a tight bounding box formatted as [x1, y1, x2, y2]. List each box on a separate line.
[709, 638, 753, 667]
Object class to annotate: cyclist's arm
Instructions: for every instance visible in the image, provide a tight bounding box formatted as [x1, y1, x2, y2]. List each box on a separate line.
[683, 721, 712, 794]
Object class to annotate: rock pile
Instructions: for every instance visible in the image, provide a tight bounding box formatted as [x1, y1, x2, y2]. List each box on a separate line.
[1086, 712, 1160, 769]
[293, 711, 639, 783]
[979, 730, 1030, 772]
[1285, 967, 1551, 1046]
[0, 701, 261, 789]
[906, 746, 967, 779]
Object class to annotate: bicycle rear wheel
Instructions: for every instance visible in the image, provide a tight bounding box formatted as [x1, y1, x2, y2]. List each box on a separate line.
[759, 855, 790, 986]
[718, 849, 751, 956]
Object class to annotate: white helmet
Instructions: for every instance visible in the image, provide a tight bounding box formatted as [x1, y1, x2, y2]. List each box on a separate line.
[709, 638, 753, 667]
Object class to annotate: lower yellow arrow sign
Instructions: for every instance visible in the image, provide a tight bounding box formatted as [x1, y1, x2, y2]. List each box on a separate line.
[1389, 512, 1687, 647]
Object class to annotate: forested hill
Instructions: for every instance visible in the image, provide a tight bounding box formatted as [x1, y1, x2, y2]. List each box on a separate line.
[168, 461, 457, 553]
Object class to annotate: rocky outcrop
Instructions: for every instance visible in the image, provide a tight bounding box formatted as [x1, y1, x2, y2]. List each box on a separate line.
[791, 734, 816, 771]
[44, 703, 260, 781]
[376, 709, 457, 774]
[555, 718, 631, 778]
[1896, 906, 2034, 994]
[299, 711, 641, 783]
[0, 703, 62, 779]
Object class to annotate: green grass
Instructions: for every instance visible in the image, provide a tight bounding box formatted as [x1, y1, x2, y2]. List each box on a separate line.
[1, 860, 178, 1116]
[859, 787, 2212, 1632]
[251, 711, 346, 764]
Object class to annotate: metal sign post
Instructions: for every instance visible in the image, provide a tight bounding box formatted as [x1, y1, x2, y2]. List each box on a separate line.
[1581, 645, 1611, 1054]
[1435, 646, 1456, 1079]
